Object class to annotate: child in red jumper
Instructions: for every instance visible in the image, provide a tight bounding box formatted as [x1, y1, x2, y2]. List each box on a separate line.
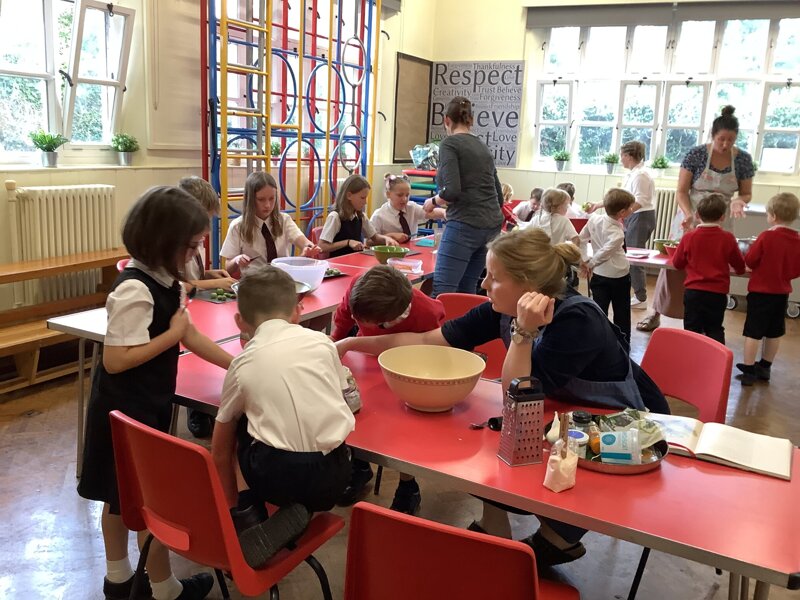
[672, 193, 745, 344]
[331, 265, 445, 514]
[736, 192, 800, 385]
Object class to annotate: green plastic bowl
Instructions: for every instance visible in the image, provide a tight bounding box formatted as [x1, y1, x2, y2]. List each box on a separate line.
[372, 245, 409, 264]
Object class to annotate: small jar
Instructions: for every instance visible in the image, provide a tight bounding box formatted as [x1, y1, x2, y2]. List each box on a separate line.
[342, 366, 362, 414]
[571, 410, 593, 433]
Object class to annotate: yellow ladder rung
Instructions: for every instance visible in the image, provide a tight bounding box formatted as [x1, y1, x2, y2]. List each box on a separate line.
[224, 17, 269, 34]
[225, 64, 268, 77]
[227, 109, 269, 119]
[271, 123, 299, 131]
[225, 154, 270, 160]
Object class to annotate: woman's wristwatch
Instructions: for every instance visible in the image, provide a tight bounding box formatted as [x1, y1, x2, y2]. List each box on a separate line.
[510, 318, 539, 344]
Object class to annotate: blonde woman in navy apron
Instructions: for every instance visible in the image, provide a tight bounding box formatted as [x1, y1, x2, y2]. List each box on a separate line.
[637, 105, 755, 332]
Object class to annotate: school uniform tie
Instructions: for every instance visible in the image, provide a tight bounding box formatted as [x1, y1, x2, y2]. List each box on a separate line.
[398, 211, 411, 237]
[261, 222, 278, 263]
[194, 251, 204, 277]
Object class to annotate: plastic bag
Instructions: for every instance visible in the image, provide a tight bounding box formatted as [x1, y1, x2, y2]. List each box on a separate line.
[543, 438, 577, 493]
[597, 408, 665, 449]
[410, 143, 439, 170]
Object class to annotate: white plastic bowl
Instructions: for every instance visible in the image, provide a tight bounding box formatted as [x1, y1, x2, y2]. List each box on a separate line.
[271, 257, 329, 292]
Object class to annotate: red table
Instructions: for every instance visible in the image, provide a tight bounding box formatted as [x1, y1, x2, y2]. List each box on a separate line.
[173, 349, 799, 596]
[327, 239, 437, 283]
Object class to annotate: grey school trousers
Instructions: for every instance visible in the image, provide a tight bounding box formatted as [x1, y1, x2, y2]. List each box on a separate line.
[624, 210, 656, 301]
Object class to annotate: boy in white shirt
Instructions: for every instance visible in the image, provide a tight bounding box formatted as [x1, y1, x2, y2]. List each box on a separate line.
[211, 266, 355, 568]
[580, 188, 636, 342]
[524, 188, 579, 246]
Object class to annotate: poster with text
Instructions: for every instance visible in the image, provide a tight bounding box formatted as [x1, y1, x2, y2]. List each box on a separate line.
[429, 60, 523, 168]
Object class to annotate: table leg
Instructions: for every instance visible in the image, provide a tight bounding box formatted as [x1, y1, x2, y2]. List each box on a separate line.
[76, 338, 86, 478]
[741, 577, 750, 599]
[729, 573, 742, 600]
[168, 403, 181, 436]
[753, 581, 770, 600]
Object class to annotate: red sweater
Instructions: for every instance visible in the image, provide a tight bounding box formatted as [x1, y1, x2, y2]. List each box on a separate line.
[745, 226, 800, 294]
[331, 283, 445, 341]
[672, 225, 745, 294]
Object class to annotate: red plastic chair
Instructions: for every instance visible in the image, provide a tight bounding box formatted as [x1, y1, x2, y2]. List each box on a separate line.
[640, 327, 732, 423]
[628, 327, 733, 599]
[344, 502, 580, 600]
[109, 410, 344, 599]
[569, 217, 588, 233]
[437, 293, 505, 380]
[116, 258, 130, 272]
[311, 225, 329, 259]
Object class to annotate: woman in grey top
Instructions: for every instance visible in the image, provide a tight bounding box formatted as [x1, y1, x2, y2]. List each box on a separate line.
[424, 97, 504, 296]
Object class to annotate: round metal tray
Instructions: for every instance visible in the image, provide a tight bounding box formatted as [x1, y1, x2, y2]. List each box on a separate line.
[578, 439, 669, 475]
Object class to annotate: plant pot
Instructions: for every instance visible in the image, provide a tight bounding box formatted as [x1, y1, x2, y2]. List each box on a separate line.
[118, 152, 133, 166]
[555, 160, 566, 172]
[605, 163, 616, 175]
[653, 168, 667, 178]
[41, 152, 58, 168]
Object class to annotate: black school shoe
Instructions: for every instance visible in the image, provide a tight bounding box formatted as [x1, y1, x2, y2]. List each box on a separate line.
[389, 479, 421, 515]
[237, 504, 311, 569]
[175, 573, 215, 600]
[336, 464, 374, 506]
[187, 409, 214, 438]
[103, 574, 152, 600]
[755, 362, 771, 381]
[735, 363, 757, 386]
[521, 530, 586, 567]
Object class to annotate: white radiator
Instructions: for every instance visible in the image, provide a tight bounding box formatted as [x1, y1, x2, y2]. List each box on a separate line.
[7, 182, 117, 305]
[647, 188, 679, 249]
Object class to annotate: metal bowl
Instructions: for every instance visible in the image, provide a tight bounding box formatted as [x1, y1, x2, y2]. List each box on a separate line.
[737, 237, 757, 255]
[578, 439, 669, 475]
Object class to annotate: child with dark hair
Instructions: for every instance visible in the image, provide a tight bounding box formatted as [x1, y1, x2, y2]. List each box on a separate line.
[331, 265, 445, 513]
[78, 186, 233, 600]
[212, 266, 354, 567]
[513, 187, 543, 222]
[580, 188, 636, 342]
[736, 192, 800, 385]
[672, 193, 746, 344]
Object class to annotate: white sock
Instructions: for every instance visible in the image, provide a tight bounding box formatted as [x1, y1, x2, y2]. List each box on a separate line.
[151, 575, 183, 600]
[105, 557, 134, 583]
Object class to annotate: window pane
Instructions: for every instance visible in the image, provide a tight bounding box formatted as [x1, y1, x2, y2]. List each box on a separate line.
[540, 84, 569, 122]
[760, 132, 798, 172]
[584, 27, 627, 75]
[667, 85, 704, 126]
[718, 19, 769, 74]
[622, 84, 657, 124]
[539, 126, 566, 157]
[713, 82, 760, 128]
[546, 27, 580, 73]
[71, 83, 115, 143]
[78, 7, 127, 80]
[772, 18, 800, 73]
[577, 81, 616, 122]
[0, 75, 47, 151]
[764, 86, 800, 129]
[665, 129, 699, 163]
[673, 21, 715, 73]
[0, 0, 46, 72]
[621, 127, 652, 160]
[577, 126, 612, 165]
[629, 26, 667, 73]
[57, 1, 76, 101]
[735, 131, 753, 153]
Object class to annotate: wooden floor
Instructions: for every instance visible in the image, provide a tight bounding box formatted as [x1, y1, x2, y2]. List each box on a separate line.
[1, 279, 798, 600]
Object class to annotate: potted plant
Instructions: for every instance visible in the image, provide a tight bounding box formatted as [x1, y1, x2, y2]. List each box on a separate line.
[552, 149, 571, 172]
[603, 152, 620, 175]
[270, 140, 282, 160]
[111, 133, 139, 166]
[29, 130, 69, 167]
[650, 155, 669, 174]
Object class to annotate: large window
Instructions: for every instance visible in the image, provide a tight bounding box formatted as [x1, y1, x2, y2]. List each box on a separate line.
[0, 0, 135, 157]
[532, 15, 800, 174]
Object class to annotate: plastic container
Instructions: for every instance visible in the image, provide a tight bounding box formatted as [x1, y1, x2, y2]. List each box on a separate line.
[271, 257, 329, 292]
[571, 410, 593, 433]
[387, 257, 423, 275]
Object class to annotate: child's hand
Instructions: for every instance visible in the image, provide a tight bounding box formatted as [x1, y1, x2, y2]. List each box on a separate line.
[335, 337, 354, 358]
[231, 254, 252, 269]
[387, 232, 409, 243]
[579, 263, 592, 279]
[348, 239, 364, 252]
[218, 277, 237, 291]
[170, 306, 192, 338]
[302, 243, 322, 258]
[584, 202, 602, 214]
[516, 292, 555, 332]
[383, 237, 400, 247]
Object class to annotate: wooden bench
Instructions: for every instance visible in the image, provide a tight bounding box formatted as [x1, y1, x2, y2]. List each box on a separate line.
[0, 248, 128, 394]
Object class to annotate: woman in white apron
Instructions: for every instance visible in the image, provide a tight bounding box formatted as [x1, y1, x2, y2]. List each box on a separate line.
[636, 105, 755, 331]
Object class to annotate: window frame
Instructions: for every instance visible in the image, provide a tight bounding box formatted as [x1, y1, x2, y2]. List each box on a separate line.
[533, 79, 575, 162]
[62, 0, 135, 145]
[660, 81, 710, 165]
[617, 80, 662, 160]
[758, 82, 800, 174]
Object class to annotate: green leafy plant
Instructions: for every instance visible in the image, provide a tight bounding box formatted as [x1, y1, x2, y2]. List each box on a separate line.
[110, 133, 139, 153]
[752, 159, 759, 173]
[270, 141, 282, 157]
[29, 130, 69, 152]
[603, 152, 620, 164]
[651, 155, 669, 169]
[552, 149, 571, 162]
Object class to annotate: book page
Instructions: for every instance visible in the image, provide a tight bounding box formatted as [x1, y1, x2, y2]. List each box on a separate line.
[647, 413, 703, 456]
[695, 423, 793, 480]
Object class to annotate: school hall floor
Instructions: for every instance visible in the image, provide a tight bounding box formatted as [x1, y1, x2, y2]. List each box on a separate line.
[1, 278, 798, 600]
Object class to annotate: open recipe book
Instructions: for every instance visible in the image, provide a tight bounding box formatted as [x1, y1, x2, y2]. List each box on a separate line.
[647, 414, 794, 481]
